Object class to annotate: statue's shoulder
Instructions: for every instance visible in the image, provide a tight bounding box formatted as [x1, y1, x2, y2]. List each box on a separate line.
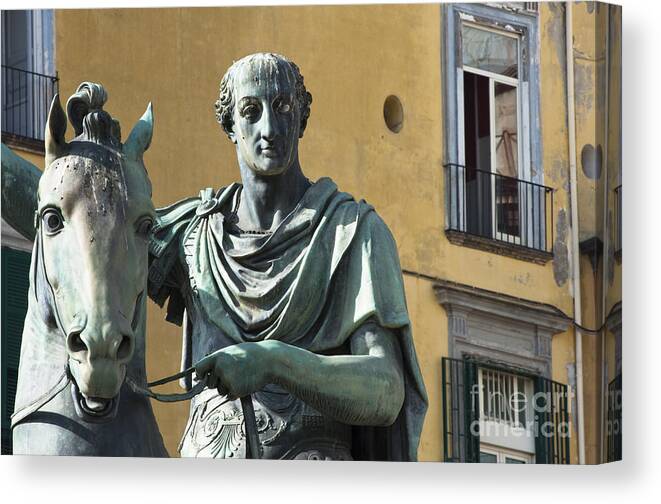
[147, 187, 231, 312]
[151, 185, 236, 255]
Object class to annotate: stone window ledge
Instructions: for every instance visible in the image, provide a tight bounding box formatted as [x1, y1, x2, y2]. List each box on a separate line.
[2, 132, 45, 156]
[445, 229, 553, 265]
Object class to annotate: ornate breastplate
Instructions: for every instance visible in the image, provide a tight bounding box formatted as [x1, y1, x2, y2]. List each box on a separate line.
[179, 384, 352, 460]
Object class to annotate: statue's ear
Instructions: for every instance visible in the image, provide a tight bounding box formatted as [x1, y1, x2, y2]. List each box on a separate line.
[228, 125, 237, 144]
[45, 94, 68, 167]
[124, 102, 153, 161]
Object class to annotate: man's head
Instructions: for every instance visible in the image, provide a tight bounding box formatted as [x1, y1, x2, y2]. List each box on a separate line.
[215, 53, 312, 176]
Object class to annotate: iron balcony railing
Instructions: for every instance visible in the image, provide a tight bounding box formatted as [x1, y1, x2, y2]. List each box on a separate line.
[614, 185, 622, 255]
[445, 163, 554, 253]
[1, 65, 59, 142]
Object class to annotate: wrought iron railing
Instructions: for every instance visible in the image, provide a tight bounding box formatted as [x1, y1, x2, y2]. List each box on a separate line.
[614, 185, 622, 255]
[606, 373, 622, 462]
[1, 65, 59, 142]
[445, 163, 554, 253]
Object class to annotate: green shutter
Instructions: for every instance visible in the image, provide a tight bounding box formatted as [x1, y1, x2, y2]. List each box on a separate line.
[534, 376, 571, 464]
[441, 357, 479, 462]
[607, 374, 622, 462]
[1, 246, 32, 455]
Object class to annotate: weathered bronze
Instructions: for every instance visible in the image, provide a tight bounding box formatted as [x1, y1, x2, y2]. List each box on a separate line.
[149, 53, 427, 460]
[3, 54, 427, 460]
[4, 83, 167, 456]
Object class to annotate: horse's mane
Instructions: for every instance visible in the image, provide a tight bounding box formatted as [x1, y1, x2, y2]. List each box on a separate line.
[66, 82, 121, 149]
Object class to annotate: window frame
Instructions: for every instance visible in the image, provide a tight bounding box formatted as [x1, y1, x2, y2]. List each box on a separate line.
[443, 3, 542, 242]
[477, 366, 536, 455]
[480, 443, 534, 464]
[441, 356, 570, 464]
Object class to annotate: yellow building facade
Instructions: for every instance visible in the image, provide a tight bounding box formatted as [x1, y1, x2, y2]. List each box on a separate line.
[1, 2, 622, 463]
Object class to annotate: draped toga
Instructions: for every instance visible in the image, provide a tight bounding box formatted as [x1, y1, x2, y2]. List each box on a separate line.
[147, 177, 427, 461]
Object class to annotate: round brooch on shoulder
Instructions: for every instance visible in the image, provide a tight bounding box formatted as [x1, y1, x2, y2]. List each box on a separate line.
[196, 187, 221, 217]
[196, 197, 220, 217]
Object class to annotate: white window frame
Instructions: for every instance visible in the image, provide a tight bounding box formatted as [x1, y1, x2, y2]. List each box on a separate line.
[480, 443, 534, 463]
[461, 21, 524, 244]
[477, 367, 536, 455]
[443, 3, 543, 250]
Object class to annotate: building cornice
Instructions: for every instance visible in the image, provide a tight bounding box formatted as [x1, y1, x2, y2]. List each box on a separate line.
[433, 279, 571, 334]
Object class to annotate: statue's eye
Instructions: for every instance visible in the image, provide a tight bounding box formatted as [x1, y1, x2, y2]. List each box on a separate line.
[135, 217, 154, 239]
[241, 104, 260, 120]
[276, 100, 291, 114]
[42, 208, 64, 235]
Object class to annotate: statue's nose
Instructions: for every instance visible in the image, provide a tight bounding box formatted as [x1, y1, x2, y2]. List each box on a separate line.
[260, 107, 277, 141]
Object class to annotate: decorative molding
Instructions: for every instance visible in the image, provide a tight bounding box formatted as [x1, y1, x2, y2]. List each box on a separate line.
[434, 279, 570, 379]
[446, 229, 553, 265]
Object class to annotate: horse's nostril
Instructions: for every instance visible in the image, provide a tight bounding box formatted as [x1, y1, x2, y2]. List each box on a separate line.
[116, 335, 133, 361]
[67, 331, 88, 354]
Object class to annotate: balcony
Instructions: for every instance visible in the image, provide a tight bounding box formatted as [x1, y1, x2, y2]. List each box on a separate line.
[445, 163, 554, 264]
[1, 65, 59, 152]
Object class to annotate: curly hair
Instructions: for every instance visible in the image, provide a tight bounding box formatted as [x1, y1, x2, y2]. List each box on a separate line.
[214, 53, 312, 140]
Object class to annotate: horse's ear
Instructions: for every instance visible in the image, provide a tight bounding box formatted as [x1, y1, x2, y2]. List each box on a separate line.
[124, 102, 153, 162]
[45, 94, 68, 167]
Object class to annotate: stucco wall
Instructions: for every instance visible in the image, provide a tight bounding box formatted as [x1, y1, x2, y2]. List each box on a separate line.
[48, 3, 615, 463]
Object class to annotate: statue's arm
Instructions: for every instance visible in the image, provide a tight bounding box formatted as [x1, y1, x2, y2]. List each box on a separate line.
[1, 143, 41, 241]
[272, 322, 405, 426]
[196, 321, 406, 427]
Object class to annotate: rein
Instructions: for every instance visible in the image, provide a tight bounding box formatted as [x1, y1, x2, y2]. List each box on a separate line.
[11, 226, 205, 429]
[126, 366, 206, 403]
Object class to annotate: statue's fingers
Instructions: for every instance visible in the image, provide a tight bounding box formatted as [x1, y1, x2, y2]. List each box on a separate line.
[194, 354, 215, 379]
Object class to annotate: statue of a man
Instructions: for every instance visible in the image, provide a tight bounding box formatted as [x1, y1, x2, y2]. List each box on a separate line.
[148, 53, 427, 460]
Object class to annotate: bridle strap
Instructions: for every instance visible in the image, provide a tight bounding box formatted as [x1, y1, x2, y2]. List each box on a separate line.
[36, 223, 69, 340]
[18, 223, 257, 455]
[11, 369, 71, 428]
[11, 225, 73, 429]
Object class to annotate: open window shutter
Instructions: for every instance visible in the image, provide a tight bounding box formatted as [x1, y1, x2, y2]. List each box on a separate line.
[442, 357, 479, 462]
[534, 376, 570, 464]
[1, 247, 31, 455]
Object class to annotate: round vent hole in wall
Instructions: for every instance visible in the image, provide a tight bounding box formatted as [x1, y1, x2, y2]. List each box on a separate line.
[383, 95, 403, 133]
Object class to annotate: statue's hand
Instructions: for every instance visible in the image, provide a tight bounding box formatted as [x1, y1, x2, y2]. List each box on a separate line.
[194, 342, 274, 399]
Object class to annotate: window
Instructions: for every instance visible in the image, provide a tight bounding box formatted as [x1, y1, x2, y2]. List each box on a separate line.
[441, 357, 570, 464]
[1, 10, 58, 146]
[480, 444, 533, 464]
[443, 4, 551, 256]
[478, 367, 535, 458]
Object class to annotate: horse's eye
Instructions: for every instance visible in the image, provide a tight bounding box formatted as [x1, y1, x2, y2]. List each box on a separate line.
[136, 217, 154, 238]
[42, 209, 64, 235]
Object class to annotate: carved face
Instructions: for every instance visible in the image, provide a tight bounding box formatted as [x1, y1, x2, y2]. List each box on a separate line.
[38, 93, 155, 422]
[229, 59, 301, 176]
[38, 149, 154, 420]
